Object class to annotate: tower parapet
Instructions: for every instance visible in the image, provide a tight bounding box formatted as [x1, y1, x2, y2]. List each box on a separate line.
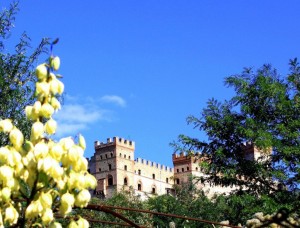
[135, 157, 173, 172]
[94, 136, 135, 150]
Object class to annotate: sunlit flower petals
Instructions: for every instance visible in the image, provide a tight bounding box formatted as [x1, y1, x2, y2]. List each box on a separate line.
[77, 217, 89, 228]
[9, 127, 24, 149]
[40, 103, 54, 119]
[36, 64, 48, 81]
[0, 119, 13, 133]
[45, 118, 57, 135]
[4, 205, 18, 225]
[31, 122, 44, 140]
[74, 189, 90, 208]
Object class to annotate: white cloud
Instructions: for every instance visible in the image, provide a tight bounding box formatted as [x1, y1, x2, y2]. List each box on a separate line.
[101, 95, 126, 107]
[53, 95, 121, 137]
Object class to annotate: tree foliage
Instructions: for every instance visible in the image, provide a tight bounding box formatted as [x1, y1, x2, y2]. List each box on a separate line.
[0, 1, 49, 145]
[176, 60, 300, 216]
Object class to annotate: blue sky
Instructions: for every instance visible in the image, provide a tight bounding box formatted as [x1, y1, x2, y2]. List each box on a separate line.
[2, 0, 300, 167]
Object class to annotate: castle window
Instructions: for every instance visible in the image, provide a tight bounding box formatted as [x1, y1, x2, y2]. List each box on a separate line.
[129, 156, 131, 160]
[124, 165, 127, 171]
[138, 182, 142, 191]
[124, 154, 126, 158]
[105, 154, 107, 159]
[187, 167, 189, 171]
[111, 153, 113, 157]
[182, 168, 184, 172]
[166, 178, 169, 183]
[152, 174, 155, 179]
[124, 178, 128, 186]
[108, 175, 113, 186]
[99, 168, 101, 172]
[177, 169, 179, 173]
[176, 178, 180, 184]
[100, 155, 102, 160]
[108, 164, 112, 170]
[196, 167, 198, 171]
[138, 169, 141, 175]
[119, 153, 122, 157]
[152, 187, 156, 194]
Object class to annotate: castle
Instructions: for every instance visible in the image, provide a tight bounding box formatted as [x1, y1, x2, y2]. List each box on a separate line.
[88, 137, 263, 199]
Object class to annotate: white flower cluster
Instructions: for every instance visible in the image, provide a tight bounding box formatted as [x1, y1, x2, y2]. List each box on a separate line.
[0, 56, 96, 227]
[246, 212, 300, 228]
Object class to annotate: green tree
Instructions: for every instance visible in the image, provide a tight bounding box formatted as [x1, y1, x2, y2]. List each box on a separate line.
[0, 1, 49, 145]
[176, 61, 300, 217]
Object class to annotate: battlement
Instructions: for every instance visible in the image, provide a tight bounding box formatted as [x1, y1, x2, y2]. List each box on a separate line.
[94, 136, 135, 149]
[135, 157, 173, 172]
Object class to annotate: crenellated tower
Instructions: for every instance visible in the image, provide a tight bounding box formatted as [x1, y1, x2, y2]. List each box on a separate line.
[88, 137, 135, 198]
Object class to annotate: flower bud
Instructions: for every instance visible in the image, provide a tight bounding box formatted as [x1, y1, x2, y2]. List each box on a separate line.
[9, 127, 24, 149]
[45, 119, 57, 135]
[0, 119, 13, 133]
[51, 56, 60, 71]
[40, 103, 54, 119]
[60, 137, 74, 151]
[0, 165, 13, 182]
[36, 64, 48, 81]
[78, 134, 86, 150]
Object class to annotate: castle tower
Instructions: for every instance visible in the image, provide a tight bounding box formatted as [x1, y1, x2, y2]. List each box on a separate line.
[88, 137, 135, 198]
[241, 142, 271, 161]
[172, 151, 201, 186]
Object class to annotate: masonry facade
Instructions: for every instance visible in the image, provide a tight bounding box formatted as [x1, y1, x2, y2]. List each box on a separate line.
[88, 137, 263, 199]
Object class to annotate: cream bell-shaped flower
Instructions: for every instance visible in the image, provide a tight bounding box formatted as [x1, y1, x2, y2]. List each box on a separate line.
[68, 220, 79, 228]
[41, 208, 54, 225]
[32, 101, 41, 115]
[9, 127, 24, 149]
[0, 119, 13, 133]
[0, 165, 13, 182]
[74, 189, 91, 208]
[51, 56, 60, 71]
[31, 122, 44, 140]
[40, 103, 54, 119]
[36, 64, 48, 81]
[50, 97, 61, 110]
[50, 77, 59, 95]
[49, 143, 63, 161]
[84, 173, 97, 189]
[45, 119, 57, 135]
[49, 222, 63, 228]
[4, 205, 18, 225]
[60, 137, 74, 151]
[36, 81, 50, 97]
[34, 142, 49, 159]
[77, 217, 89, 228]
[57, 80, 64, 95]
[1, 187, 11, 202]
[0, 146, 13, 165]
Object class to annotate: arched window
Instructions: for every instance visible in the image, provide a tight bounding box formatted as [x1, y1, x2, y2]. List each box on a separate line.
[124, 177, 128, 186]
[108, 164, 112, 170]
[138, 182, 142, 191]
[182, 168, 184, 172]
[196, 167, 198, 171]
[129, 156, 131, 160]
[111, 152, 113, 157]
[108, 175, 113, 186]
[177, 169, 179, 173]
[119, 153, 122, 157]
[176, 178, 180, 185]
[138, 169, 141, 175]
[124, 165, 127, 171]
[187, 166, 189, 171]
[152, 186, 156, 194]
[166, 178, 169, 183]
[152, 174, 155, 179]
[124, 154, 126, 158]
[105, 154, 107, 159]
